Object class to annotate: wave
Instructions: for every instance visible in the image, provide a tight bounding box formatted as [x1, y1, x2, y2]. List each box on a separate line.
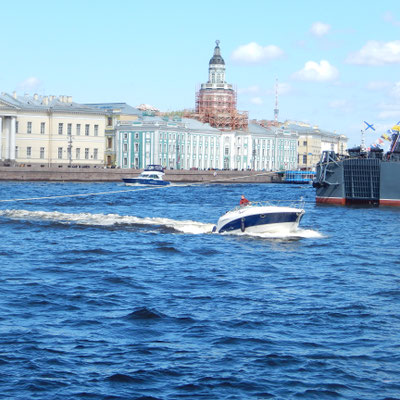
[0, 209, 214, 235]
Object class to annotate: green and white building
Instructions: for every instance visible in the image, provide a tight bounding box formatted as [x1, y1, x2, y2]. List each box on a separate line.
[116, 115, 298, 171]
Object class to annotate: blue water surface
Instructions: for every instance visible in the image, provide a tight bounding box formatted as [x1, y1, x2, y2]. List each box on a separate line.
[0, 181, 399, 400]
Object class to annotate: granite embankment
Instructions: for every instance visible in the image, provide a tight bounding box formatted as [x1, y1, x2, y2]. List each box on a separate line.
[0, 166, 282, 183]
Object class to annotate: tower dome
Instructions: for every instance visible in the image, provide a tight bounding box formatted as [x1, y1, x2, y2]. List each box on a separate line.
[209, 40, 225, 65]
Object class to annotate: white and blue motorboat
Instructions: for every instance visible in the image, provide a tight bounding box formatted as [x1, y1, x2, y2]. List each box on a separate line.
[213, 200, 305, 234]
[122, 165, 170, 186]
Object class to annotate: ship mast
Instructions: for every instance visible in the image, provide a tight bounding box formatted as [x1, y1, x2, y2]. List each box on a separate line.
[360, 129, 366, 151]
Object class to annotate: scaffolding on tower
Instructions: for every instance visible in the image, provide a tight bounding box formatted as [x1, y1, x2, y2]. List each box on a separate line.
[185, 87, 248, 131]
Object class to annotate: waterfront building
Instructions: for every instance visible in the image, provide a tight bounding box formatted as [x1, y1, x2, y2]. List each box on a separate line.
[284, 121, 348, 170]
[115, 116, 298, 171]
[0, 92, 105, 167]
[248, 123, 298, 171]
[85, 102, 141, 167]
[116, 116, 222, 170]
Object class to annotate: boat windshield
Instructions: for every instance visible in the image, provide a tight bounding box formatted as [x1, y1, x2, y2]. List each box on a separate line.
[232, 199, 304, 211]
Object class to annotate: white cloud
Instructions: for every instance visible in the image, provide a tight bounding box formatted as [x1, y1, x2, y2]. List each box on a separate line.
[265, 82, 292, 95]
[237, 85, 260, 94]
[390, 82, 400, 98]
[346, 40, 400, 65]
[17, 76, 42, 91]
[383, 11, 400, 27]
[231, 42, 284, 64]
[329, 99, 350, 110]
[378, 109, 400, 119]
[366, 81, 392, 90]
[250, 96, 263, 105]
[276, 82, 292, 95]
[292, 60, 338, 82]
[310, 22, 331, 37]
[377, 102, 400, 119]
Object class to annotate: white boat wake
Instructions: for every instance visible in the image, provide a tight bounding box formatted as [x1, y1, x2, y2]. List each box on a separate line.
[0, 209, 214, 235]
[226, 228, 324, 239]
[0, 209, 323, 238]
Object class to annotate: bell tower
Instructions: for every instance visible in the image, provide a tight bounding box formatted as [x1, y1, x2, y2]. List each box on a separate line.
[208, 40, 226, 85]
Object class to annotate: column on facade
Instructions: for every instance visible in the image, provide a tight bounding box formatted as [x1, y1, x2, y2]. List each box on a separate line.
[190, 134, 194, 169]
[3, 117, 10, 160]
[10, 117, 16, 161]
[154, 130, 159, 166]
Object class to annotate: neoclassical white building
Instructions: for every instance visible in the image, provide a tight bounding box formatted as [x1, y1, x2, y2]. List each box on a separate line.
[0, 92, 105, 166]
[115, 115, 298, 171]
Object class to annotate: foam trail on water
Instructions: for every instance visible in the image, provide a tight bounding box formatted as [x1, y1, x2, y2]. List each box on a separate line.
[222, 227, 323, 239]
[0, 209, 214, 235]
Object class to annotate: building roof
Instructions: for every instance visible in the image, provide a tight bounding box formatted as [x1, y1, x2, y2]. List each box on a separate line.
[0, 92, 105, 114]
[117, 115, 222, 134]
[284, 121, 346, 140]
[85, 102, 142, 116]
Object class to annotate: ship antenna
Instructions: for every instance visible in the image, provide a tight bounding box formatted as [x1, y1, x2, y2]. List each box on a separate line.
[361, 129, 366, 151]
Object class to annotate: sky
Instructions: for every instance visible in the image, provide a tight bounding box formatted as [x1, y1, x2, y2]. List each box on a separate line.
[1, 0, 400, 146]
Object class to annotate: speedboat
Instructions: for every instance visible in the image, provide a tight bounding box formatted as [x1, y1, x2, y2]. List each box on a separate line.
[122, 165, 170, 186]
[212, 200, 305, 234]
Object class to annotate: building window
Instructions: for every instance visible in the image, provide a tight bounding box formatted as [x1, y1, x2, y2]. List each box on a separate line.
[107, 137, 112, 148]
[124, 133, 128, 139]
[303, 155, 307, 164]
[58, 123, 63, 135]
[76, 148, 80, 160]
[15, 146, 18, 158]
[85, 124, 89, 136]
[27, 147, 31, 158]
[93, 148, 98, 160]
[40, 122, 45, 134]
[76, 124, 81, 135]
[225, 147, 229, 155]
[107, 117, 112, 126]
[123, 143, 128, 152]
[94, 125, 98, 136]
[40, 147, 45, 159]
[27, 122, 32, 134]
[135, 143, 139, 152]
[123, 157, 128, 166]
[85, 148, 89, 159]
[16, 121, 19, 133]
[67, 123, 72, 135]
[135, 133, 139, 139]
[58, 147, 63, 159]
[303, 141, 307, 146]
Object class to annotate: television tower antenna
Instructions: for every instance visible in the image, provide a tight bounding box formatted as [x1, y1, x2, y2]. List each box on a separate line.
[274, 78, 279, 123]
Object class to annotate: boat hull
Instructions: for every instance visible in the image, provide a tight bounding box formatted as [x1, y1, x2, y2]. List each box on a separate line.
[314, 153, 400, 206]
[123, 178, 170, 186]
[215, 206, 304, 234]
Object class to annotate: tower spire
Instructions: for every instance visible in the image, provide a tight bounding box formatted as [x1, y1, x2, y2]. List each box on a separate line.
[274, 78, 279, 123]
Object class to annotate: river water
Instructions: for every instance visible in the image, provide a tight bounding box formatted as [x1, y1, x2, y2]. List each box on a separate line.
[0, 182, 399, 399]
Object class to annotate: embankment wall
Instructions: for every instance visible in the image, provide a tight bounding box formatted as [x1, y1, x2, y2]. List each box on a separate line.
[0, 166, 282, 183]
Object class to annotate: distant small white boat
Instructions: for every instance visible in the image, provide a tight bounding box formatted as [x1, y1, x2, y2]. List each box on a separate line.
[213, 200, 305, 234]
[122, 165, 170, 186]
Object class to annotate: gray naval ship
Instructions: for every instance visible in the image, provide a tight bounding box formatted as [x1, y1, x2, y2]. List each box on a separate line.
[313, 129, 400, 206]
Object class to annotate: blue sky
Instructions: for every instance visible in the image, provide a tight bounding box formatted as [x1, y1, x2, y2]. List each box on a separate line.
[2, 0, 400, 146]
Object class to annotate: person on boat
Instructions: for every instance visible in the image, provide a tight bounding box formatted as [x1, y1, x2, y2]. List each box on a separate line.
[240, 195, 250, 206]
